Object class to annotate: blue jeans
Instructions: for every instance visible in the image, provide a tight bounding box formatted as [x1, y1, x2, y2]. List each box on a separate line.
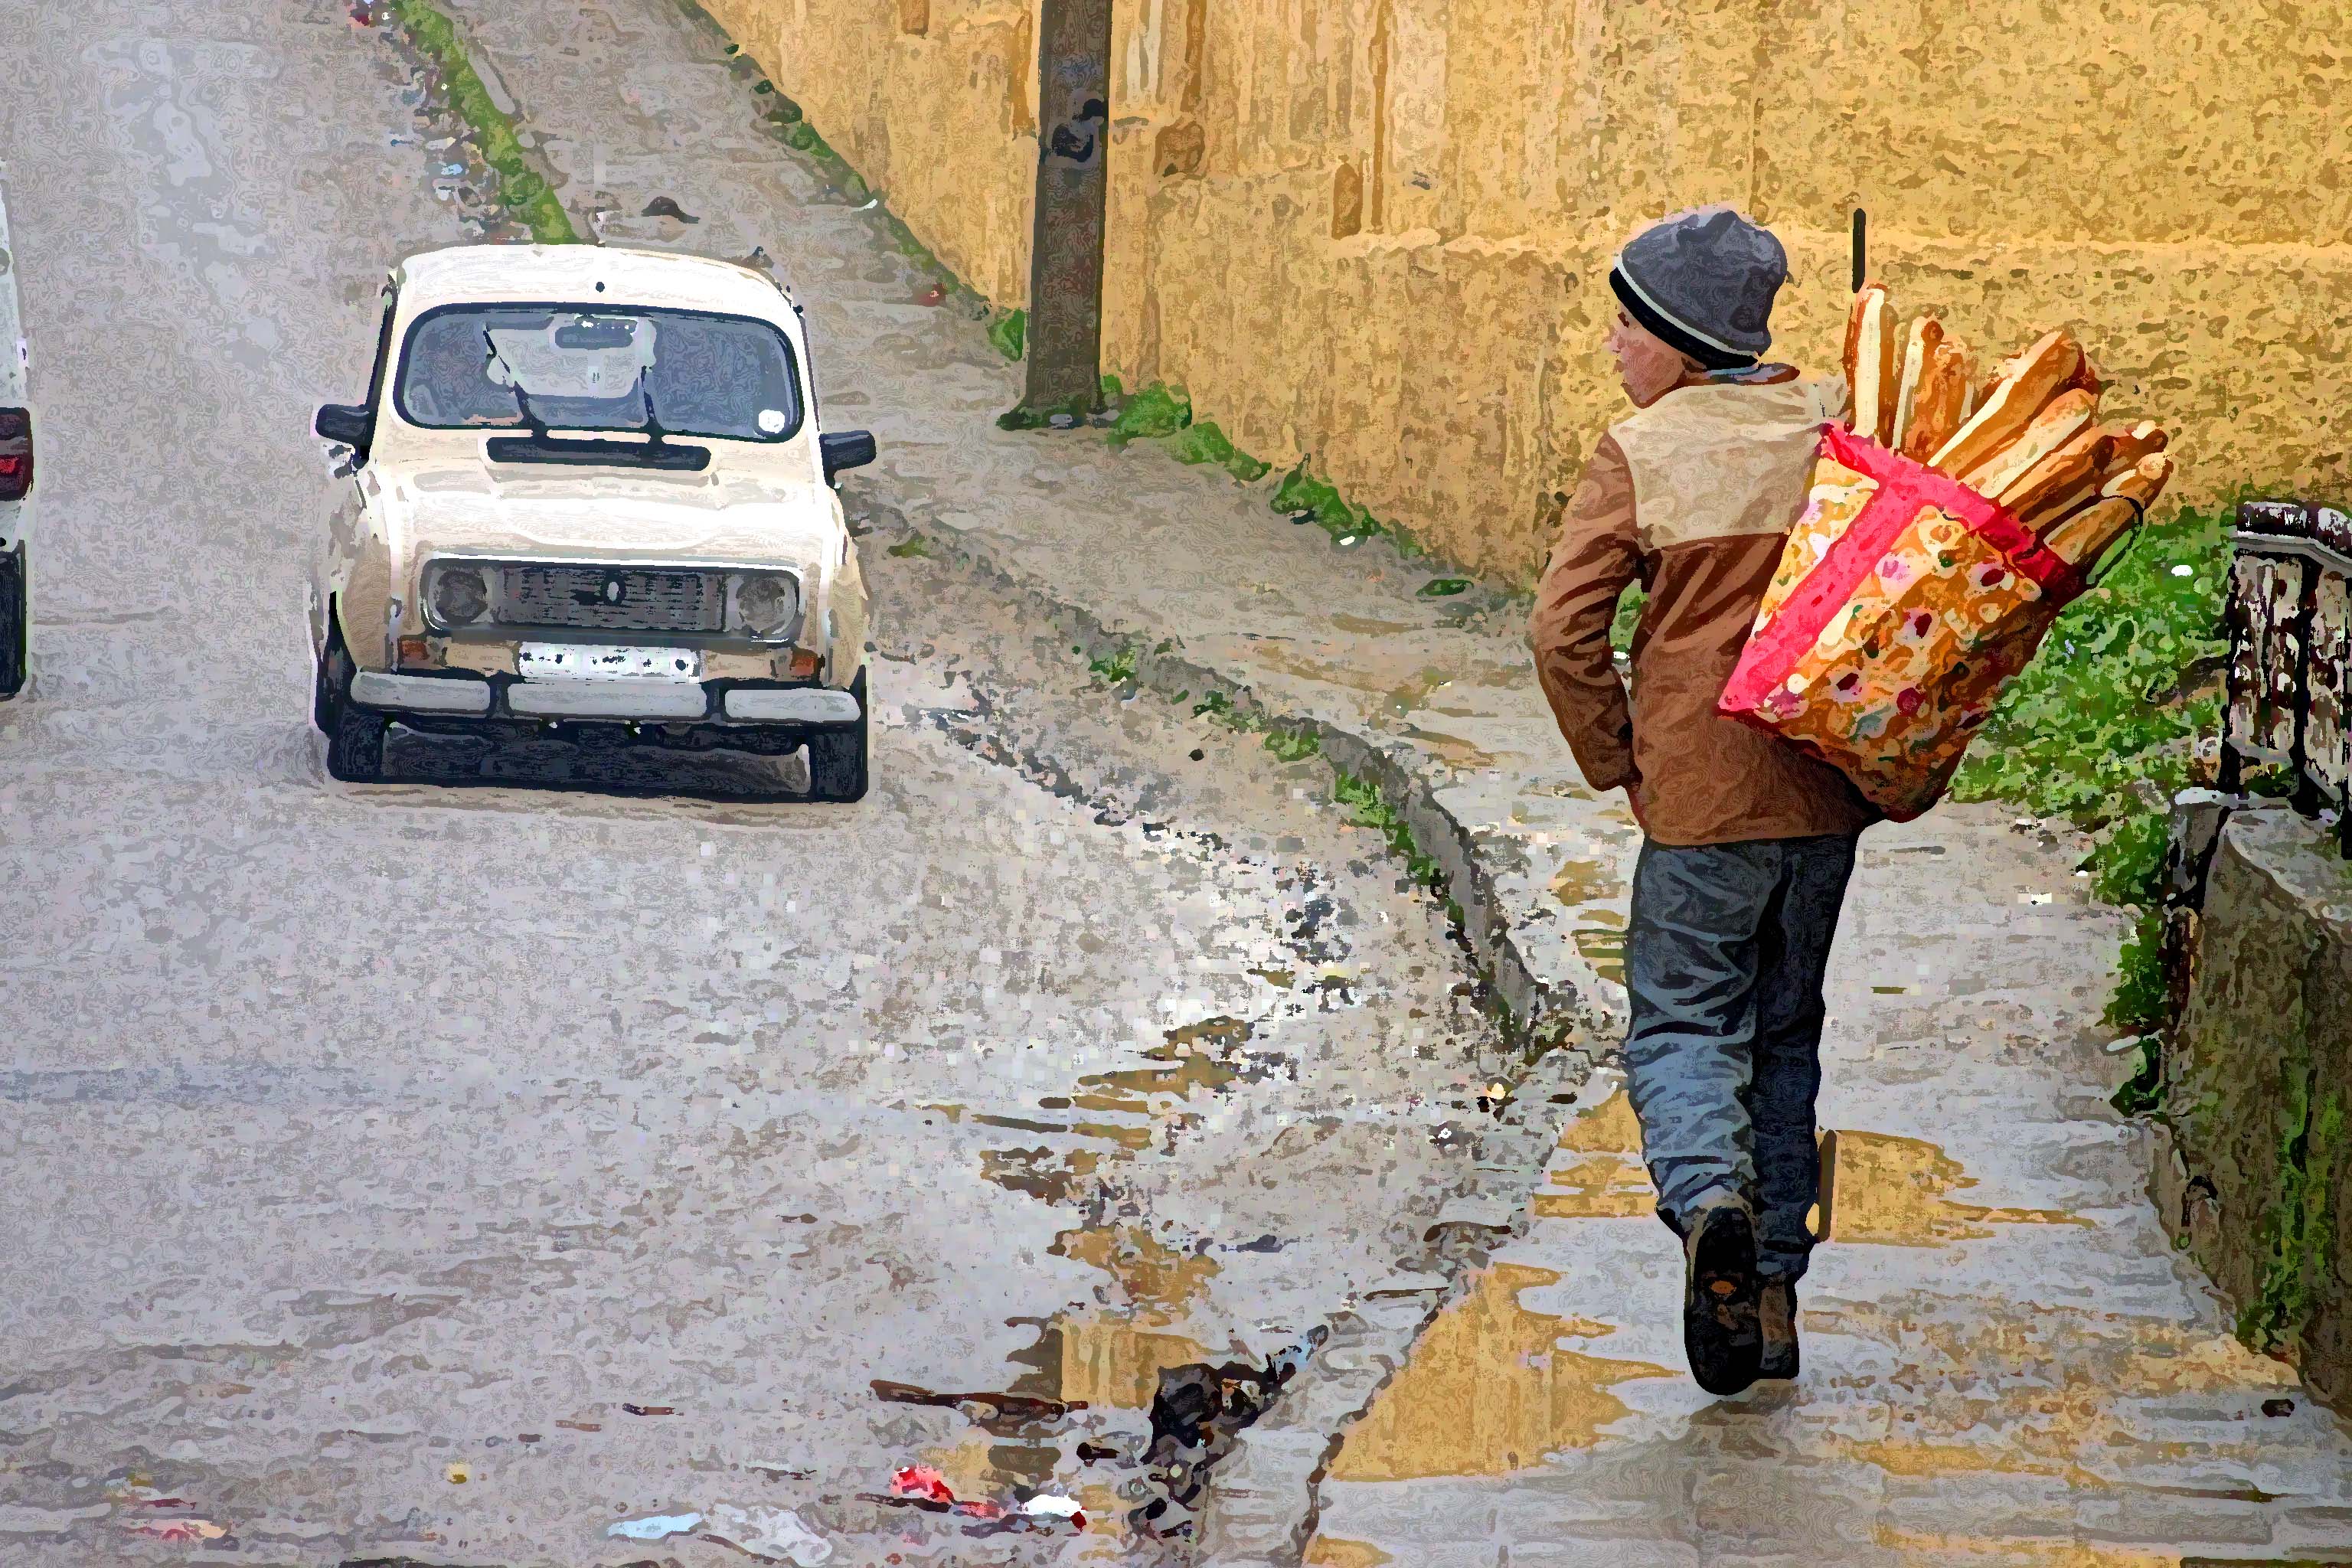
[1622, 832, 1859, 1282]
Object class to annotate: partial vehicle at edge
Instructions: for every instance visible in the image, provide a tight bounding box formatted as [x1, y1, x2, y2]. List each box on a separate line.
[0, 175, 35, 701]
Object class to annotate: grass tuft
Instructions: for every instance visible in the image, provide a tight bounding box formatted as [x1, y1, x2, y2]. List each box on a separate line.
[1086, 643, 1138, 686]
[1168, 419, 1272, 482]
[1107, 382, 1192, 446]
[988, 309, 1027, 362]
[388, 0, 577, 243]
[1334, 772, 1445, 892]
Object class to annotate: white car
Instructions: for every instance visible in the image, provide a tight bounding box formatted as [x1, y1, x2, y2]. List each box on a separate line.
[0, 176, 33, 700]
[308, 244, 875, 798]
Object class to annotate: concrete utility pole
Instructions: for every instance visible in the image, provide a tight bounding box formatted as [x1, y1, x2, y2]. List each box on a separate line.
[1020, 0, 1112, 418]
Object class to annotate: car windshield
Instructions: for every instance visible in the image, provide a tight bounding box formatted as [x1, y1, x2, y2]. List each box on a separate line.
[395, 305, 803, 443]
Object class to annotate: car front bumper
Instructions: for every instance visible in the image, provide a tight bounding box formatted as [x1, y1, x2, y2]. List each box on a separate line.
[349, 671, 861, 725]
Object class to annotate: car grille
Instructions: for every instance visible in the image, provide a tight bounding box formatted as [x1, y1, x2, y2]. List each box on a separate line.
[495, 564, 727, 635]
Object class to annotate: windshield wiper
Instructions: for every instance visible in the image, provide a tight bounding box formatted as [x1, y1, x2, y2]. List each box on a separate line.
[482, 433, 711, 471]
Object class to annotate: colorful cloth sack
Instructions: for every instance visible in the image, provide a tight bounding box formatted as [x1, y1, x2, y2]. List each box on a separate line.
[1718, 423, 2086, 820]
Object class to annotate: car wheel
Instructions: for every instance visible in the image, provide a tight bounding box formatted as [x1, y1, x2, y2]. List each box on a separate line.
[806, 667, 868, 802]
[313, 613, 349, 733]
[0, 544, 26, 701]
[327, 701, 389, 782]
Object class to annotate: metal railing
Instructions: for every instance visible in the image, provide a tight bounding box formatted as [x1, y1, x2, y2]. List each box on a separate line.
[2221, 500, 2352, 856]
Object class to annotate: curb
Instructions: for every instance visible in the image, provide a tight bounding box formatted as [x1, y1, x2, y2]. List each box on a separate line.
[849, 493, 1619, 1565]
[854, 492, 1622, 1057]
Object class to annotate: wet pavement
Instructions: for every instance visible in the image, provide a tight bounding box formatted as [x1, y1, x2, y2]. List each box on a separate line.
[1303, 810, 2352, 1567]
[9, 1, 2352, 1565]
[0, 3, 1516, 1563]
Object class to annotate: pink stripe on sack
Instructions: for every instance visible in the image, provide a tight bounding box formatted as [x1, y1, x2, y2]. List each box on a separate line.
[1719, 426, 2082, 716]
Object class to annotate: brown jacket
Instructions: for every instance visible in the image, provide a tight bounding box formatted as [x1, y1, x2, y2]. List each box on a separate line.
[1528, 372, 1879, 846]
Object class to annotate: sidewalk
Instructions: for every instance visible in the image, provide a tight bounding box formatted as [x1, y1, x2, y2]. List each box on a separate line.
[423, 2, 2352, 1560]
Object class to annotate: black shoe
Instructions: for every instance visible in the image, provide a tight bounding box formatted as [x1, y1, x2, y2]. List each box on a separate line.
[1758, 1279, 1799, 1380]
[1682, 1195, 1762, 1396]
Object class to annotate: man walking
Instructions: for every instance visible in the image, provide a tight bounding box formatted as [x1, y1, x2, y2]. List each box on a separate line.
[1529, 207, 1878, 1396]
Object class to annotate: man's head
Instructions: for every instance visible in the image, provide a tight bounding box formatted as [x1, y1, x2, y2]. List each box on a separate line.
[1606, 207, 1788, 408]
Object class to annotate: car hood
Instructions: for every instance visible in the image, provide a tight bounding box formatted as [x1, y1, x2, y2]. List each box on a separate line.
[375, 458, 844, 570]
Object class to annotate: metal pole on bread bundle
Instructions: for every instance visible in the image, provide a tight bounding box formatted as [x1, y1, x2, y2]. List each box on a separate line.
[1718, 289, 2176, 819]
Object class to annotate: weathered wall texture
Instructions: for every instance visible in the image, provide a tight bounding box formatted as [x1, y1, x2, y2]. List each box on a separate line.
[708, 0, 2352, 577]
[2154, 809, 2352, 1410]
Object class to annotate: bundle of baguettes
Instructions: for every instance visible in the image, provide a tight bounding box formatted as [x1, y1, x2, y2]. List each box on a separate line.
[1841, 282, 2174, 572]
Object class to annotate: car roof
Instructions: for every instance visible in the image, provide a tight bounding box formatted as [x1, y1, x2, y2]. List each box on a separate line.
[394, 244, 792, 320]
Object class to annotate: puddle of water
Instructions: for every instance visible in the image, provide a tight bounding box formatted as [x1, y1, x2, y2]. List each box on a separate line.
[1325, 1263, 1671, 1481]
[1820, 1129, 2089, 1245]
[1052, 1224, 1219, 1325]
[1018, 1315, 1215, 1410]
[1534, 1091, 1651, 1218]
[979, 1145, 1101, 1203]
[1072, 1053, 1243, 1116]
[1329, 614, 1420, 636]
[1547, 858, 1620, 907]
[1303, 1537, 1395, 1568]
[1573, 924, 1626, 985]
[1246, 645, 1464, 715]
[1870, 1533, 2174, 1566]
[1531, 1155, 1655, 1220]
[921, 1432, 1063, 1501]
[1165, 1015, 1253, 1051]
[1397, 725, 1502, 771]
[1537, 1096, 2086, 1243]
[1557, 1089, 1643, 1155]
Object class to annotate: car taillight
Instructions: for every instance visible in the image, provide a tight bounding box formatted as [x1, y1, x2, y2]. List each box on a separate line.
[0, 409, 29, 502]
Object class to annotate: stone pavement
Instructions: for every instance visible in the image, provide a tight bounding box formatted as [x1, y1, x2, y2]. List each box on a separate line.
[410, 2, 2352, 1560]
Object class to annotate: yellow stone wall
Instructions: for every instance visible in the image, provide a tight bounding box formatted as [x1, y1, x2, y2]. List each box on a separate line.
[709, 0, 2352, 577]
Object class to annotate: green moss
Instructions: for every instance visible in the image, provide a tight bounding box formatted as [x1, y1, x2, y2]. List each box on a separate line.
[2239, 1088, 2343, 1358]
[1168, 419, 1271, 482]
[2105, 904, 2170, 1047]
[1193, 690, 1240, 723]
[388, 0, 578, 243]
[1334, 772, 1446, 893]
[884, 534, 932, 558]
[1086, 643, 1138, 686]
[1263, 727, 1320, 763]
[1269, 458, 1429, 557]
[2088, 807, 2170, 909]
[988, 308, 1027, 362]
[1107, 382, 1192, 446]
[1952, 508, 2226, 825]
[1418, 577, 1472, 599]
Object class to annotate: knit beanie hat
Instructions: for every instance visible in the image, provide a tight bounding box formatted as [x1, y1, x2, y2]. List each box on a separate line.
[1609, 206, 1787, 371]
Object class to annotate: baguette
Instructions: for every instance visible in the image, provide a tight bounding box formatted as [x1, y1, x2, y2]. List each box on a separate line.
[1930, 330, 2083, 477]
[2100, 420, 2169, 475]
[2042, 454, 2174, 567]
[1842, 281, 1883, 400]
[1999, 425, 2115, 518]
[1961, 386, 2097, 498]
[2064, 351, 2105, 398]
[1890, 317, 1944, 456]
[1900, 340, 1971, 462]
[1851, 291, 1900, 444]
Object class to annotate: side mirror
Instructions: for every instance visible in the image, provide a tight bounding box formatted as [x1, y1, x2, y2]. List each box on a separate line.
[314, 403, 372, 453]
[820, 429, 876, 482]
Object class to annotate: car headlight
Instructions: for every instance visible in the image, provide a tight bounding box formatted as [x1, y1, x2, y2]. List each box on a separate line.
[428, 564, 491, 627]
[734, 572, 801, 639]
